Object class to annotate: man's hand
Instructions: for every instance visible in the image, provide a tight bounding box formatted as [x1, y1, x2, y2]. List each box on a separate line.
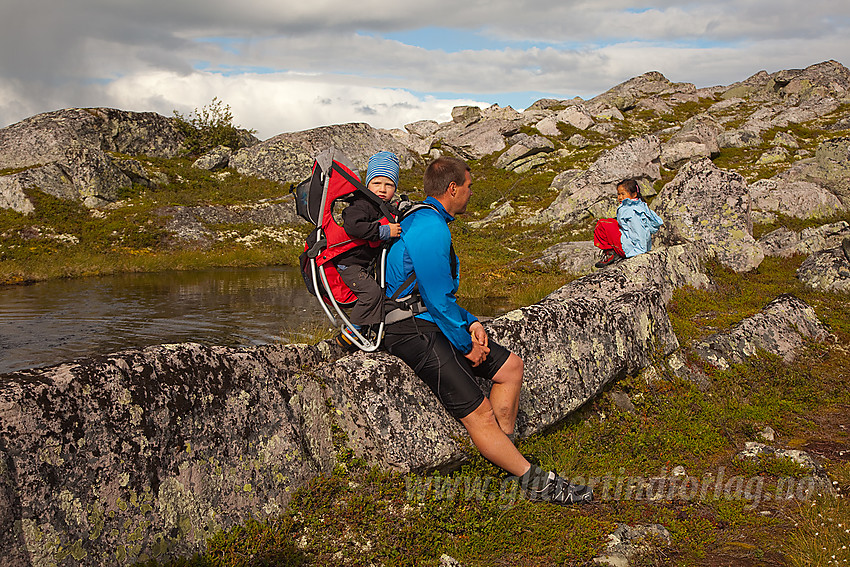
[469, 321, 488, 349]
[387, 223, 402, 237]
[464, 340, 490, 367]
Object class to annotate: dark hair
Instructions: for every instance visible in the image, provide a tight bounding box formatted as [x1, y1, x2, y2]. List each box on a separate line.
[618, 178, 643, 201]
[424, 157, 470, 197]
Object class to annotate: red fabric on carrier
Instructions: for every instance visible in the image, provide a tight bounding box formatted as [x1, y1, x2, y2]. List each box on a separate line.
[593, 218, 625, 257]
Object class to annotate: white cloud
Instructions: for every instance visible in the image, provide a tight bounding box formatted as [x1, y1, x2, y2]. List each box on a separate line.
[1, 0, 848, 134]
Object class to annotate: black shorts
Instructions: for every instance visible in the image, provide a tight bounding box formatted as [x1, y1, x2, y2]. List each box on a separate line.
[384, 328, 511, 419]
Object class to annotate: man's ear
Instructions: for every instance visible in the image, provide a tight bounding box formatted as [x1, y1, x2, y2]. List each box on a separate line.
[447, 182, 457, 195]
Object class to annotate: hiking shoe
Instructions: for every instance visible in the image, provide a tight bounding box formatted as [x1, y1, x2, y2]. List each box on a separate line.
[507, 467, 593, 506]
[526, 472, 593, 505]
[594, 250, 623, 268]
[334, 331, 357, 351]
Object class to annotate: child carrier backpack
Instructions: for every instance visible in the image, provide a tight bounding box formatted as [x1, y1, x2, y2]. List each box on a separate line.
[292, 147, 398, 352]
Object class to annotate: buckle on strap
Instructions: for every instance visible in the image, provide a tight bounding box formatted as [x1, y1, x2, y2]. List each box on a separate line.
[385, 298, 427, 325]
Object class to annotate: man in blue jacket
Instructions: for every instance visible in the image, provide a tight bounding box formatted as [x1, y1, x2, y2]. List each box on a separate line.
[384, 157, 592, 506]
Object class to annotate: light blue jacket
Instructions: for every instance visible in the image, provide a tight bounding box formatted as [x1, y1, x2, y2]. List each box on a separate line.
[385, 197, 478, 354]
[617, 198, 663, 258]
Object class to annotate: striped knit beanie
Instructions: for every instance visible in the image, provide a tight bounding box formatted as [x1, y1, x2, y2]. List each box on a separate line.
[365, 151, 400, 187]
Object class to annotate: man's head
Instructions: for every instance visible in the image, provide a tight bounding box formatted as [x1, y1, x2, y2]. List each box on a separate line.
[424, 157, 473, 215]
[365, 151, 400, 202]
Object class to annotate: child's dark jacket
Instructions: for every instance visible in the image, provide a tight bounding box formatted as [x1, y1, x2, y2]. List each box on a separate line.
[334, 195, 395, 268]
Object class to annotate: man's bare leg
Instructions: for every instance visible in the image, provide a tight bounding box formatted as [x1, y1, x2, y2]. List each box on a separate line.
[486, 353, 523, 436]
[459, 397, 531, 477]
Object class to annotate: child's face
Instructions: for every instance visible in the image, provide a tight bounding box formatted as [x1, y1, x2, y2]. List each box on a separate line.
[616, 184, 635, 204]
[367, 176, 396, 202]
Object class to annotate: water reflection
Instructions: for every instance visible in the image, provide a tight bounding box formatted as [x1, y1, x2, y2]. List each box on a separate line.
[0, 267, 329, 375]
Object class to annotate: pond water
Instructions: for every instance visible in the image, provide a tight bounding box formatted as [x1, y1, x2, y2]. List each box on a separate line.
[0, 267, 330, 375]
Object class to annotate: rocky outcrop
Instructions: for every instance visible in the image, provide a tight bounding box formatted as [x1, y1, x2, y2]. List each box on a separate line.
[493, 133, 554, 172]
[749, 178, 844, 219]
[529, 135, 661, 228]
[0, 242, 711, 566]
[192, 145, 233, 171]
[587, 71, 695, 112]
[759, 221, 850, 257]
[653, 158, 763, 272]
[534, 241, 600, 274]
[797, 242, 850, 293]
[692, 294, 829, 369]
[593, 524, 673, 567]
[0, 108, 184, 212]
[660, 114, 721, 169]
[229, 123, 418, 184]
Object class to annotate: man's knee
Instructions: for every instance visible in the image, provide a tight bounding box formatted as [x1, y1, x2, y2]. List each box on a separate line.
[494, 352, 523, 385]
[459, 398, 497, 431]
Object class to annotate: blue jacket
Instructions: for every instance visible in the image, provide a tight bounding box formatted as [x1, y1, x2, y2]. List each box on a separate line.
[617, 198, 663, 258]
[385, 197, 478, 353]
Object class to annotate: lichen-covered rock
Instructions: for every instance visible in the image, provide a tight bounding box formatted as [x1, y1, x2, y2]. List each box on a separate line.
[436, 118, 520, 160]
[192, 145, 233, 171]
[749, 178, 844, 219]
[529, 135, 661, 228]
[0, 342, 337, 566]
[0, 108, 183, 212]
[587, 71, 693, 112]
[534, 240, 599, 274]
[654, 158, 763, 272]
[737, 442, 829, 481]
[467, 201, 516, 228]
[229, 123, 418, 184]
[797, 244, 850, 293]
[660, 114, 721, 169]
[555, 105, 595, 130]
[493, 133, 554, 171]
[593, 524, 672, 567]
[758, 226, 801, 257]
[692, 294, 829, 369]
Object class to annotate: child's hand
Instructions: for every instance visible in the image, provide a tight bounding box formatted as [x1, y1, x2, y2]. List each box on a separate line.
[388, 223, 402, 237]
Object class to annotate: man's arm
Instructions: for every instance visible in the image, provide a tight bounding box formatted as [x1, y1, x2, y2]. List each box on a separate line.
[406, 214, 477, 354]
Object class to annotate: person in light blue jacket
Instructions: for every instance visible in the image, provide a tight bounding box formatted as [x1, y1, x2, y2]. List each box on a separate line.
[594, 179, 663, 268]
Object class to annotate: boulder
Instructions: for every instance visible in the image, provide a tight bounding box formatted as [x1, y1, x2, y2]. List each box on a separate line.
[534, 116, 561, 137]
[192, 145, 233, 171]
[529, 135, 661, 228]
[229, 123, 418, 184]
[749, 178, 844, 219]
[467, 201, 516, 228]
[660, 115, 722, 169]
[0, 108, 183, 212]
[0, 342, 337, 566]
[718, 128, 763, 149]
[636, 97, 674, 115]
[493, 133, 554, 171]
[737, 443, 829, 482]
[797, 242, 850, 293]
[533, 240, 599, 274]
[555, 105, 595, 130]
[436, 118, 520, 160]
[722, 60, 850, 103]
[759, 222, 850, 258]
[404, 120, 440, 138]
[451, 105, 482, 125]
[692, 294, 829, 369]
[0, 241, 710, 565]
[654, 158, 763, 272]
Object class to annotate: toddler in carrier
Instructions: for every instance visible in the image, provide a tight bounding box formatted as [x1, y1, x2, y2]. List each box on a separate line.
[594, 178, 663, 268]
[334, 151, 402, 344]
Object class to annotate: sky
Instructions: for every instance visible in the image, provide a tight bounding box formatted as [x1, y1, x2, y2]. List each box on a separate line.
[1, 1, 848, 140]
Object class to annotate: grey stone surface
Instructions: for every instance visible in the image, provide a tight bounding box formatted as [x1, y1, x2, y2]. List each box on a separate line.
[749, 178, 844, 219]
[0, 108, 184, 212]
[192, 145, 233, 171]
[436, 118, 520, 160]
[737, 442, 828, 479]
[555, 105, 595, 130]
[0, 240, 709, 565]
[797, 244, 850, 293]
[692, 294, 829, 369]
[593, 524, 672, 567]
[654, 158, 763, 272]
[534, 240, 599, 275]
[229, 123, 418, 184]
[493, 133, 554, 171]
[467, 201, 516, 228]
[529, 135, 661, 228]
[660, 114, 721, 169]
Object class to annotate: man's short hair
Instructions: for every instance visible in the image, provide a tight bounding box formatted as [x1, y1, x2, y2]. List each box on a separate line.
[424, 157, 470, 197]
